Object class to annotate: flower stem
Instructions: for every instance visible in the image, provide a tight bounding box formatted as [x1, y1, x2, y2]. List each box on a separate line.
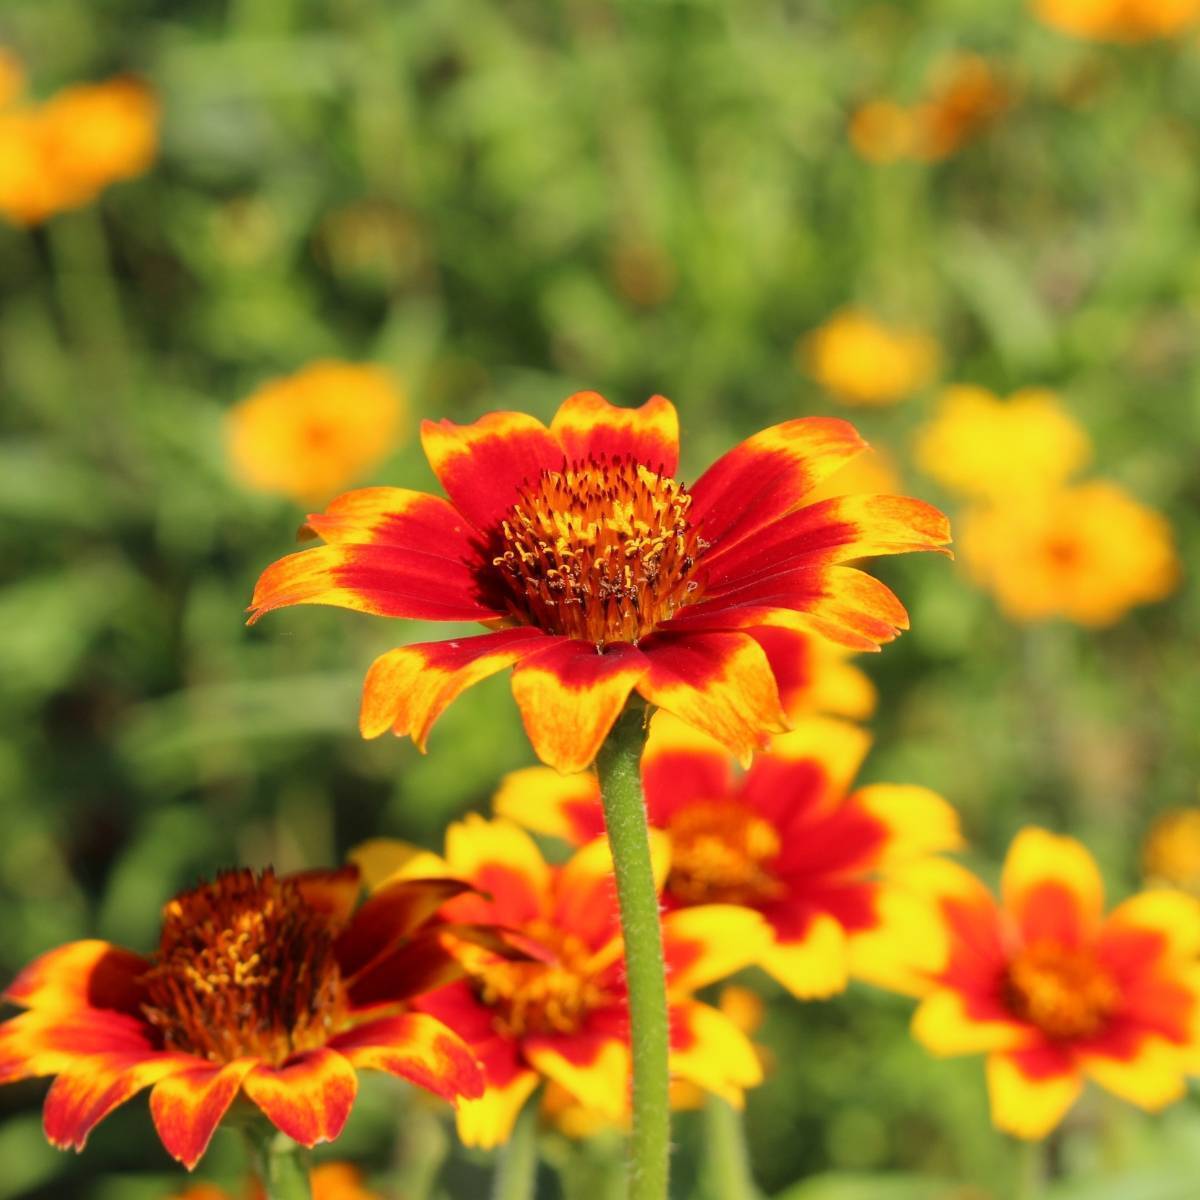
[491, 1097, 539, 1200]
[703, 1095, 759, 1200]
[1015, 1138, 1044, 1200]
[243, 1125, 313, 1200]
[595, 703, 669, 1200]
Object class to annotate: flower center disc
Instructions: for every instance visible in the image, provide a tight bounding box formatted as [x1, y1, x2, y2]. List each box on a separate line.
[1004, 939, 1117, 1041]
[490, 457, 709, 646]
[473, 924, 608, 1038]
[667, 802, 783, 906]
[140, 869, 347, 1065]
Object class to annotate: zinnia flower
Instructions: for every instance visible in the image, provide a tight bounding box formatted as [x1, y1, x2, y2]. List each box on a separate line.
[228, 362, 407, 504]
[1142, 808, 1200, 894]
[0, 867, 485, 1168]
[959, 480, 1179, 626]
[910, 829, 1200, 1138]
[1035, 0, 1200, 41]
[800, 311, 940, 407]
[493, 712, 962, 997]
[914, 385, 1091, 501]
[249, 393, 949, 772]
[355, 816, 768, 1148]
[170, 1162, 379, 1200]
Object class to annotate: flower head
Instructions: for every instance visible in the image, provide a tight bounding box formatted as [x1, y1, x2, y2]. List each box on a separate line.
[494, 712, 962, 997]
[1035, 0, 1200, 41]
[228, 362, 407, 504]
[1142, 808, 1200, 894]
[356, 817, 768, 1148]
[960, 480, 1179, 626]
[800, 311, 939, 407]
[0, 867, 485, 1168]
[170, 1163, 380, 1200]
[909, 829, 1200, 1138]
[249, 393, 949, 772]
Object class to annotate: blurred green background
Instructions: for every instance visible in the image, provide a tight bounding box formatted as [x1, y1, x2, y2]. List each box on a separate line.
[1, 0, 1198, 1196]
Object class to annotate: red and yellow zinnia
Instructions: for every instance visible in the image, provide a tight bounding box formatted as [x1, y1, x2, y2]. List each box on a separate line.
[494, 712, 963, 997]
[249, 393, 949, 772]
[909, 829, 1200, 1138]
[354, 816, 768, 1148]
[0, 867, 486, 1169]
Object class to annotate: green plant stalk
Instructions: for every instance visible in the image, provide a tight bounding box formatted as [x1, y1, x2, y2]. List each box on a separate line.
[491, 1096, 539, 1200]
[595, 703, 669, 1200]
[243, 1125, 313, 1200]
[1015, 1138, 1044, 1200]
[703, 1095, 759, 1200]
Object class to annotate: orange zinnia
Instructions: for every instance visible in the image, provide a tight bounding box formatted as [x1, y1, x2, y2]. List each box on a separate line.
[355, 817, 767, 1148]
[910, 830, 1200, 1138]
[1035, 0, 1200, 40]
[0, 867, 484, 1168]
[495, 713, 962, 997]
[249, 393, 949, 772]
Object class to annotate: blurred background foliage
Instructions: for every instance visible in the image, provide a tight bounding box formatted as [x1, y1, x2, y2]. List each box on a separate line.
[0, 0, 1197, 1196]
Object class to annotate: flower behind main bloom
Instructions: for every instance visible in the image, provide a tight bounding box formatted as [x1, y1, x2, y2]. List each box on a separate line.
[249, 393, 950, 772]
[0, 867, 485, 1169]
[170, 1162, 380, 1200]
[1035, 0, 1200, 41]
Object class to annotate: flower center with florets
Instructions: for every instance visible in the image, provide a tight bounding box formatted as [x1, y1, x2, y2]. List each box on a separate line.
[140, 869, 348, 1066]
[489, 456, 710, 646]
[472, 923, 610, 1039]
[1003, 939, 1117, 1041]
[666, 803, 784, 906]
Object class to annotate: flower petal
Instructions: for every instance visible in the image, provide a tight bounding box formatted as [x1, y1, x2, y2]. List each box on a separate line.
[847, 884, 960, 996]
[345, 930, 469, 1013]
[300, 487, 478, 556]
[510, 640, 648, 773]
[986, 1047, 1081, 1140]
[636, 631, 786, 763]
[330, 1013, 484, 1102]
[640, 711, 736, 824]
[491, 766, 604, 845]
[289, 866, 362, 928]
[1001, 828, 1104, 948]
[523, 1035, 629, 1120]
[242, 1048, 358, 1147]
[849, 784, 964, 866]
[1080, 1034, 1187, 1111]
[149, 1058, 258, 1169]
[689, 418, 868, 554]
[420, 411, 565, 531]
[0, 1008, 160, 1083]
[669, 1000, 762, 1106]
[549, 392, 680, 475]
[1099, 890, 1200, 969]
[350, 839, 453, 890]
[444, 815, 551, 925]
[757, 913, 849, 998]
[3, 940, 147, 1015]
[662, 906, 771, 996]
[912, 990, 1031, 1057]
[455, 1070, 540, 1149]
[359, 628, 549, 745]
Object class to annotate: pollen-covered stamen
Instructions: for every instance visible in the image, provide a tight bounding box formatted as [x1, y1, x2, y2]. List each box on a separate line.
[140, 869, 348, 1066]
[489, 456, 709, 646]
[666, 803, 784, 906]
[471, 923, 610, 1038]
[1003, 939, 1118, 1041]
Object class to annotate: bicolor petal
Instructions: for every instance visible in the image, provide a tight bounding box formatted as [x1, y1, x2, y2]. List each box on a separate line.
[242, 1049, 358, 1147]
[149, 1058, 258, 1169]
[669, 1000, 762, 1106]
[3, 940, 147, 1015]
[491, 766, 604, 845]
[1001, 828, 1104, 948]
[986, 1048, 1081, 1140]
[758, 913, 849, 998]
[455, 1070, 540, 1149]
[549, 392, 679, 476]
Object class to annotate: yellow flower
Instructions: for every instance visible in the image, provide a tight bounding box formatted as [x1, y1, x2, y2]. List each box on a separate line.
[1035, 0, 1200, 41]
[960, 481, 1179, 627]
[914, 385, 1091, 501]
[227, 361, 407, 504]
[1143, 808, 1200, 894]
[848, 100, 915, 164]
[801, 309, 939, 406]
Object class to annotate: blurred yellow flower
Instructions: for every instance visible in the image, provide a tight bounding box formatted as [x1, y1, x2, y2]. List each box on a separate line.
[170, 1163, 382, 1200]
[0, 48, 25, 109]
[807, 446, 902, 503]
[227, 361, 407, 504]
[1143, 808, 1200, 894]
[915, 385, 1091, 501]
[801, 309, 939, 406]
[849, 100, 915, 164]
[960, 481, 1179, 626]
[1035, 0, 1200, 41]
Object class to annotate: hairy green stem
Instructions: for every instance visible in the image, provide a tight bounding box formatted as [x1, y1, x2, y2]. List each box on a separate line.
[595, 703, 669, 1200]
[703, 1095, 759, 1200]
[243, 1126, 313, 1200]
[491, 1096, 539, 1200]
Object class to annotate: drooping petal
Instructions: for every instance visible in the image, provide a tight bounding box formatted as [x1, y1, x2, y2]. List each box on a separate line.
[757, 913, 849, 998]
[289, 866, 362, 928]
[3, 940, 147, 1015]
[848, 784, 964, 867]
[636, 631, 786, 763]
[662, 906, 771, 997]
[985, 1047, 1081, 1140]
[689, 418, 868, 554]
[510, 640, 648, 773]
[420, 411, 565, 531]
[242, 1048, 358, 1147]
[1001, 828, 1104, 948]
[522, 1035, 629, 1120]
[359, 628, 549, 745]
[549, 392, 680, 475]
[669, 1000, 762, 1107]
[149, 1058, 258, 1169]
[330, 1013, 484, 1102]
[640, 711, 736, 825]
[1080, 1033, 1188, 1111]
[912, 990, 1031, 1057]
[248, 543, 500, 625]
[443, 815, 551, 926]
[455, 1070, 540, 1149]
[491, 766, 604, 846]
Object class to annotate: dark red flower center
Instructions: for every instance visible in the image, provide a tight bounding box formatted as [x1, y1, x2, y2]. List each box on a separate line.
[489, 456, 710, 646]
[1003, 939, 1117, 1041]
[140, 869, 348, 1066]
[471, 922, 610, 1038]
[666, 802, 784, 906]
